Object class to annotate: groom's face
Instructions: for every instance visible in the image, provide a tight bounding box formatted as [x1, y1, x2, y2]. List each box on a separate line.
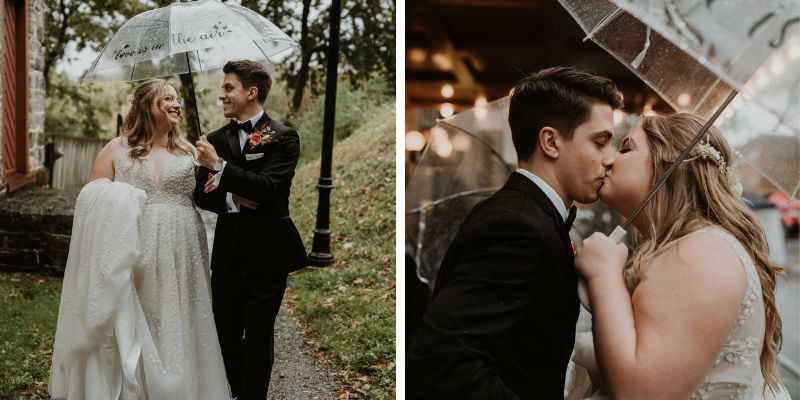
[219, 72, 254, 120]
[555, 102, 616, 204]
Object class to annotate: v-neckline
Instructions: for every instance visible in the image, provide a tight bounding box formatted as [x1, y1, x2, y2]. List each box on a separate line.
[141, 152, 178, 186]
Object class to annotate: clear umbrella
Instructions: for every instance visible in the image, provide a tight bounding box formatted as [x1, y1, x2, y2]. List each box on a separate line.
[82, 0, 298, 83]
[81, 0, 299, 134]
[406, 98, 516, 286]
[558, 0, 799, 201]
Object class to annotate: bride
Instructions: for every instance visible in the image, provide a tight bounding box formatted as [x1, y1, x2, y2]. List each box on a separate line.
[49, 79, 231, 399]
[572, 113, 790, 399]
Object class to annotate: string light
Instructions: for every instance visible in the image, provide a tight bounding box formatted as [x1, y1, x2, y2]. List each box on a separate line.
[440, 103, 454, 118]
[441, 84, 454, 98]
[405, 130, 425, 151]
[677, 93, 691, 107]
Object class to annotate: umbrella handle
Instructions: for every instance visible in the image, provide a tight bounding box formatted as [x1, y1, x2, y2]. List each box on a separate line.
[578, 226, 627, 313]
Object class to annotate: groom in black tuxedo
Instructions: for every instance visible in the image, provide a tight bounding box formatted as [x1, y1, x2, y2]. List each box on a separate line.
[407, 67, 623, 399]
[194, 60, 307, 400]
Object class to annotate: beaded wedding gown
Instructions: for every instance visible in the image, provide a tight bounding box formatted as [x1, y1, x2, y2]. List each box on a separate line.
[50, 142, 230, 399]
[567, 228, 791, 400]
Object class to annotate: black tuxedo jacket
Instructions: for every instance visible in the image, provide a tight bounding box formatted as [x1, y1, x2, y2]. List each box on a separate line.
[407, 172, 580, 400]
[193, 113, 308, 278]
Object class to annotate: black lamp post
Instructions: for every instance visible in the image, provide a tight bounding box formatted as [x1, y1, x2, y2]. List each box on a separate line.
[308, 0, 341, 266]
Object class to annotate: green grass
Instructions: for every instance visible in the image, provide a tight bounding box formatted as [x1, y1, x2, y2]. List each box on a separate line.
[288, 100, 396, 399]
[0, 273, 62, 399]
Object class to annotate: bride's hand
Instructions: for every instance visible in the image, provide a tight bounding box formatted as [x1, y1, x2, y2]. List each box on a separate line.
[574, 232, 628, 281]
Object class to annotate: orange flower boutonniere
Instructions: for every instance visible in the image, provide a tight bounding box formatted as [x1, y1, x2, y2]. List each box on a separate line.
[248, 124, 278, 148]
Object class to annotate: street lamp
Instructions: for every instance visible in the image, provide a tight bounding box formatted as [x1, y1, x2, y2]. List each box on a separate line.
[308, 0, 341, 266]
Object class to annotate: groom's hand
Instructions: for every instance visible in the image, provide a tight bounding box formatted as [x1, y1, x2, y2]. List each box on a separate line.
[196, 135, 219, 169]
[204, 173, 218, 193]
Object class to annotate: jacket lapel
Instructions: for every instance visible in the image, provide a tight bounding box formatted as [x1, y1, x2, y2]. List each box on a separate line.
[503, 172, 573, 251]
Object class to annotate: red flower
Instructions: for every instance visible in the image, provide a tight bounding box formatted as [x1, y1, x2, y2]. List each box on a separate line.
[249, 132, 262, 147]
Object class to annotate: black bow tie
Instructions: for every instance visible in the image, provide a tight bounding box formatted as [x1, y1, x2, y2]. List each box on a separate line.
[565, 205, 577, 231]
[233, 120, 254, 134]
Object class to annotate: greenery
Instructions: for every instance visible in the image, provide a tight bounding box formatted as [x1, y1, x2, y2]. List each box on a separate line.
[44, 72, 133, 140]
[293, 75, 392, 167]
[0, 273, 62, 399]
[288, 100, 395, 399]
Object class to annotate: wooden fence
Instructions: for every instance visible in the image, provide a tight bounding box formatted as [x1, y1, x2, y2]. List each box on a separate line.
[51, 135, 109, 189]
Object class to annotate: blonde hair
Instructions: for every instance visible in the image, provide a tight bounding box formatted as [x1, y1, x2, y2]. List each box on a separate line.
[123, 79, 193, 161]
[626, 113, 783, 393]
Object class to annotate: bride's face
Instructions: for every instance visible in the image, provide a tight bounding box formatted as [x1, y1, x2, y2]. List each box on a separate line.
[599, 125, 653, 218]
[150, 86, 182, 129]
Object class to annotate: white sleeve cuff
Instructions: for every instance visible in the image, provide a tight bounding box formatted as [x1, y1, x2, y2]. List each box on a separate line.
[225, 192, 240, 213]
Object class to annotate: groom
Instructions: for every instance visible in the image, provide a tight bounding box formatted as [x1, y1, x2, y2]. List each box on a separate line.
[194, 60, 308, 399]
[406, 67, 623, 399]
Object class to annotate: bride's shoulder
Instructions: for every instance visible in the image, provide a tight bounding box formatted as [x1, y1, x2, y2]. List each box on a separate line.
[96, 137, 125, 160]
[643, 228, 747, 300]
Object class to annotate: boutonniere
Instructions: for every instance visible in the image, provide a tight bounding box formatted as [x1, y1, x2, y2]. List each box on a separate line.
[248, 122, 279, 148]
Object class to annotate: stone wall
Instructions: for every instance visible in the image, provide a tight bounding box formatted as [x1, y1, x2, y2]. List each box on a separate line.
[29, 0, 46, 174]
[0, 187, 78, 275]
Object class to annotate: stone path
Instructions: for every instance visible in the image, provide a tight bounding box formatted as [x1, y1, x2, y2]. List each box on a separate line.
[199, 210, 344, 400]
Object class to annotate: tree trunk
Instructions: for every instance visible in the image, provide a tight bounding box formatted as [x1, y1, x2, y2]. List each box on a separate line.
[291, 0, 313, 113]
[179, 73, 200, 142]
[43, 0, 73, 91]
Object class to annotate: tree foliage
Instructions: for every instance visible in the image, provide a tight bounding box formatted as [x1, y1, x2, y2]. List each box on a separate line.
[43, 0, 395, 138]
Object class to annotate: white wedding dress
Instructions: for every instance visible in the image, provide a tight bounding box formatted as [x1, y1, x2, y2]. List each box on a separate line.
[567, 227, 791, 400]
[50, 143, 231, 399]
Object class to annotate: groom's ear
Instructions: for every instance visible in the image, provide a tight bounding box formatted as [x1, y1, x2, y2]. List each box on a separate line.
[247, 86, 259, 101]
[538, 126, 561, 159]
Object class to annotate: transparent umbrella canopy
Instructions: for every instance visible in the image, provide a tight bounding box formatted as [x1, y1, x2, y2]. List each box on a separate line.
[81, 0, 299, 84]
[558, 0, 800, 199]
[406, 98, 515, 286]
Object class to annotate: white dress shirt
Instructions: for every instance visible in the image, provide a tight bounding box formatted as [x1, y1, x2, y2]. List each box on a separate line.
[514, 168, 571, 222]
[213, 111, 264, 213]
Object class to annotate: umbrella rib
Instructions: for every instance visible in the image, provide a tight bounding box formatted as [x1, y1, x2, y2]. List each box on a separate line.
[622, 89, 739, 230]
[405, 187, 502, 215]
[691, 77, 724, 115]
[437, 120, 515, 172]
[585, 8, 624, 40]
[251, 39, 273, 63]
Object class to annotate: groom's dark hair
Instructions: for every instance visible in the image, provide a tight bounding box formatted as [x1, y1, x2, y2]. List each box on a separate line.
[508, 66, 623, 162]
[223, 60, 272, 103]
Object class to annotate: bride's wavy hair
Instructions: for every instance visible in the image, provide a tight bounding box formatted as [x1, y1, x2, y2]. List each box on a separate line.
[625, 113, 783, 394]
[123, 79, 193, 161]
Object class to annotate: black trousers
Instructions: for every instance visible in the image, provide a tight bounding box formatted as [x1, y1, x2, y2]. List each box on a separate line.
[212, 263, 288, 400]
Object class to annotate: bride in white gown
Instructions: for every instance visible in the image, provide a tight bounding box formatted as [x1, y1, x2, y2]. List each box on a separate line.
[49, 79, 231, 399]
[569, 113, 791, 399]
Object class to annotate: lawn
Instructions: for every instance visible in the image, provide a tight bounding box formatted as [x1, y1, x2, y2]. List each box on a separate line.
[0, 273, 61, 399]
[288, 101, 396, 399]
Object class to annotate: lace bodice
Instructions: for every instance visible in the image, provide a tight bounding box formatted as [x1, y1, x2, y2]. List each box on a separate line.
[114, 141, 198, 208]
[684, 228, 772, 400]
